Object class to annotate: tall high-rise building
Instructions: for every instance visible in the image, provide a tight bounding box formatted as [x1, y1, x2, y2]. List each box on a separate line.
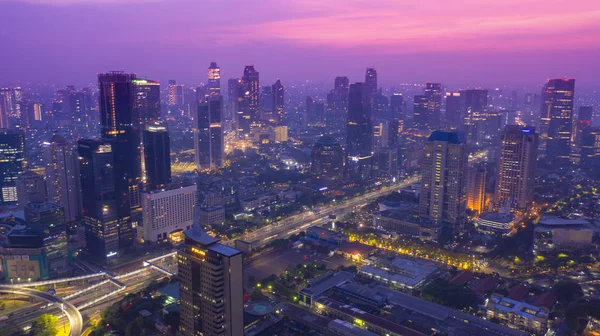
[346, 83, 373, 180]
[445, 92, 463, 130]
[0, 88, 12, 128]
[143, 122, 171, 190]
[228, 78, 243, 133]
[167, 80, 185, 106]
[390, 93, 404, 121]
[272, 80, 284, 125]
[178, 227, 243, 336]
[98, 72, 141, 185]
[310, 136, 344, 185]
[207, 62, 221, 97]
[365, 68, 378, 93]
[372, 93, 389, 121]
[467, 167, 486, 214]
[419, 131, 468, 235]
[412, 95, 429, 130]
[16, 170, 47, 210]
[576, 106, 593, 146]
[424, 83, 442, 130]
[461, 89, 488, 144]
[540, 79, 575, 165]
[326, 77, 349, 133]
[581, 127, 600, 169]
[133, 79, 161, 125]
[78, 139, 132, 261]
[260, 86, 274, 121]
[494, 126, 538, 210]
[194, 97, 223, 170]
[239, 66, 259, 135]
[0, 129, 25, 204]
[45, 132, 81, 222]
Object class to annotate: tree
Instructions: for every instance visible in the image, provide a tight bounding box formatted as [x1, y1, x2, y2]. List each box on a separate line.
[553, 281, 583, 305]
[124, 316, 145, 336]
[30, 314, 59, 336]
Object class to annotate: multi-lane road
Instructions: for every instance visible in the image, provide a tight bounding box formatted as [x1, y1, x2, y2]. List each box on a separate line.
[225, 175, 421, 247]
[0, 286, 82, 336]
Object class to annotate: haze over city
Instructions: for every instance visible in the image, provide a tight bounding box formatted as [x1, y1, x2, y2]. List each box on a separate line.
[1, 0, 600, 88]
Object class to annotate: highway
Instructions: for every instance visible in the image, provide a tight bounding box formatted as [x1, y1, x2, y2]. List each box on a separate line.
[225, 175, 420, 247]
[0, 286, 82, 336]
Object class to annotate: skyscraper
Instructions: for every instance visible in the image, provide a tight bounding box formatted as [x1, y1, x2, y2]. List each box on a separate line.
[178, 227, 243, 336]
[167, 80, 185, 106]
[194, 97, 223, 170]
[424, 83, 442, 130]
[390, 93, 404, 121]
[467, 167, 486, 214]
[260, 86, 274, 121]
[365, 68, 378, 93]
[311, 136, 344, 185]
[133, 78, 161, 125]
[239, 66, 259, 135]
[272, 80, 285, 125]
[143, 122, 171, 190]
[326, 77, 349, 133]
[346, 83, 373, 180]
[540, 79, 575, 166]
[0, 88, 12, 128]
[581, 127, 600, 169]
[494, 126, 538, 210]
[207, 62, 221, 97]
[78, 139, 132, 261]
[412, 95, 429, 130]
[444, 92, 462, 130]
[576, 106, 593, 147]
[419, 131, 468, 236]
[462, 89, 488, 144]
[0, 128, 25, 204]
[372, 93, 389, 121]
[98, 72, 141, 184]
[45, 132, 81, 222]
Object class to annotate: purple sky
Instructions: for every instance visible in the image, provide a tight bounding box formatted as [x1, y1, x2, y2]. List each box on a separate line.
[1, 0, 599, 89]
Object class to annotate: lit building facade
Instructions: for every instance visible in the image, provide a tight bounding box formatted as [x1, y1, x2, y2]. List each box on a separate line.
[311, 136, 345, 185]
[143, 122, 171, 189]
[466, 167, 486, 214]
[540, 79, 575, 166]
[494, 126, 538, 210]
[133, 78, 161, 125]
[78, 139, 132, 262]
[207, 62, 221, 97]
[272, 79, 285, 125]
[45, 132, 81, 222]
[178, 228, 243, 336]
[140, 184, 196, 243]
[194, 96, 223, 170]
[16, 170, 47, 210]
[0, 128, 25, 204]
[419, 131, 468, 236]
[346, 83, 373, 181]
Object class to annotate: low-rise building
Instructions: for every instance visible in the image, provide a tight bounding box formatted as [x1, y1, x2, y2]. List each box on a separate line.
[358, 256, 439, 291]
[306, 226, 348, 246]
[476, 211, 516, 235]
[335, 242, 377, 261]
[240, 193, 278, 212]
[372, 211, 441, 241]
[197, 206, 225, 227]
[327, 319, 378, 336]
[533, 215, 600, 254]
[485, 293, 549, 335]
[298, 271, 354, 307]
[139, 184, 196, 243]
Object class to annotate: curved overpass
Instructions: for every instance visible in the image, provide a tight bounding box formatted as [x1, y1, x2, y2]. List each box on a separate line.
[0, 286, 82, 336]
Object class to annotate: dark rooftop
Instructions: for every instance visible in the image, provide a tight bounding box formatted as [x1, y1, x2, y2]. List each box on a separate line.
[428, 130, 464, 144]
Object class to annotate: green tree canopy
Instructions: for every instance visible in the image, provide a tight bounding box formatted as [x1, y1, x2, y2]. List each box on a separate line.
[31, 314, 59, 336]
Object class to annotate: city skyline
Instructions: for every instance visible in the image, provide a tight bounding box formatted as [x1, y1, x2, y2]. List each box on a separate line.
[1, 1, 599, 88]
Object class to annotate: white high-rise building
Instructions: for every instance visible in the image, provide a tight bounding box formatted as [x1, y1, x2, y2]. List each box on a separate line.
[139, 184, 197, 243]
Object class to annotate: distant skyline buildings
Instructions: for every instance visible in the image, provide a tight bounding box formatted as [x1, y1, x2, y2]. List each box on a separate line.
[540, 78, 575, 166]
